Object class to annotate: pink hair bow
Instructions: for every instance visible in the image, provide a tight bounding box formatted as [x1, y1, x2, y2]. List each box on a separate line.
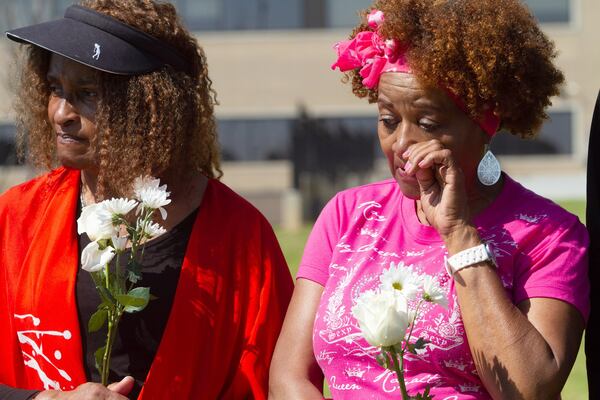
[331, 10, 410, 90]
[331, 9, 500, 136]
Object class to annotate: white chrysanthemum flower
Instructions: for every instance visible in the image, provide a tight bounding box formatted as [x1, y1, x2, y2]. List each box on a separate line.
[352, 289, 410, 347]
[81, 241, 115, 273]
[111, 235, 128, 251]
[102, 198, 138, 216]
[380, 262, 420, 300]
[143, 222, 167, 239]
[77, 203, 116, 241]
[133, 176, 171, 219]
[422, 275, 448, 308]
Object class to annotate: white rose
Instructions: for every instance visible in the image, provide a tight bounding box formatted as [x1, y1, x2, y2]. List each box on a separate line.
[81, 241, 115, 273]
[77, 203, 116, 241]
[352, 289, 410, 347]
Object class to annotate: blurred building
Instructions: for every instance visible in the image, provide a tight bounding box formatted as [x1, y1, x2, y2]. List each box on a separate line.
[0, 0, 598, 226]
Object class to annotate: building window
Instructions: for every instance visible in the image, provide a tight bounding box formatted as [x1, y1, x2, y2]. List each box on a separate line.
[524, 0, 571, 24]
[491, 111, 573, 155]
[172, 0, 303, 31]
[325, 0, 371, 28]
[217, 115, 378, 161]
[0, 124, 17, 166]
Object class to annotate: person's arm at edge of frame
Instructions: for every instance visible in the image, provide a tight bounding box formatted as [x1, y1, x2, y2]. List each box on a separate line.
[446, 226, 585, 400]
[585, 89, 600, 400]
[269, 278, 325, 400]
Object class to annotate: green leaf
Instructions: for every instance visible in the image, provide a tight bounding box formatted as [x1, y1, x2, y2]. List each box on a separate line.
[94, 346, 106, 374]
[88, 309, 107, 333]
[116, 286, 150, 313]
[126, 260, 142, 284]
[97, 285, 116, 305]
[127, 270, 142, 284]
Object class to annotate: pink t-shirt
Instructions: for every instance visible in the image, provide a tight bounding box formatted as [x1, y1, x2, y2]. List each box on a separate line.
[297, 176, 589, 399]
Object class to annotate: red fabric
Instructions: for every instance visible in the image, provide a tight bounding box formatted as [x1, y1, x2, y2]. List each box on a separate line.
[0, 167, 294, 399]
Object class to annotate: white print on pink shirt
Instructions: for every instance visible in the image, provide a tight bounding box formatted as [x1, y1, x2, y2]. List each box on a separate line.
[302, 178, 589, 399]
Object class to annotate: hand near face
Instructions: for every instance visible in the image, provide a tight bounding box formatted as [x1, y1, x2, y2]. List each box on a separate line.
[33, 377, 134, 400]
[376, 72, 493, 242]
[402, 139, 472, 239]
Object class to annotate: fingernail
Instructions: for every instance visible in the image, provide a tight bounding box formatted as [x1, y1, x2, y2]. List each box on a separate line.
[403, 149, 411, 158]
[418, 160, 426, 167]
[405, 161, 412, 171]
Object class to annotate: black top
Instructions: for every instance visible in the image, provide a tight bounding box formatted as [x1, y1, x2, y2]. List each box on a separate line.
[0, 207, 198, 400]
[586, 90, 600, 399]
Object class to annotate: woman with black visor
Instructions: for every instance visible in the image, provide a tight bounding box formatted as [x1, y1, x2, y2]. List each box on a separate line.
[0, 1, 293, 399]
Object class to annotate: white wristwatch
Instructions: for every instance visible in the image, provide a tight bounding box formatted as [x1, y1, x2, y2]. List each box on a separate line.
[445, 242, 496, 276]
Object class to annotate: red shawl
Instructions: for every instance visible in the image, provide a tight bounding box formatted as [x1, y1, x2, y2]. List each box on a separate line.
[0, 167, 293, 399]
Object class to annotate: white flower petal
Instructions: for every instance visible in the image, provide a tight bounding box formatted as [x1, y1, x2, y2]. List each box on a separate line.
[77, 203, 116, 241]
[380, 262, 420, 300]
[111, 235, 128, 251]
[102, 198, 138, 216]
[81, 241, 115, 273]
[159, 207, 167, 220]
[422, 275, 448, 308]
[352, 289, 409, 347]
[143, 222, 167, 238]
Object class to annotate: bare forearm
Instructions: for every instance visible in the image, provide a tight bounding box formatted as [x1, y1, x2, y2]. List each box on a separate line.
[447, 229, 561, 399]
[269, 280, 326, 400]
[269, 363, 323, 400]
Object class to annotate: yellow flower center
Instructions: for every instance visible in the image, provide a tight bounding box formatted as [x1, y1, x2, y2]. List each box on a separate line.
[392, 282, 402, 291]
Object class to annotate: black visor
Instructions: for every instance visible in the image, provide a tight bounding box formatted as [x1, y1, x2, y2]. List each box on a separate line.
[5, 5, 189, 75]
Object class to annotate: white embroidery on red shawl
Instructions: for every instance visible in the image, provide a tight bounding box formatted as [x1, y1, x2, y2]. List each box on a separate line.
[14, 314, 73, 390]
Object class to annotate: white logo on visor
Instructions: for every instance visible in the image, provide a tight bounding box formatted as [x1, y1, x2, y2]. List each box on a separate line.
[92, 43, 101, 60]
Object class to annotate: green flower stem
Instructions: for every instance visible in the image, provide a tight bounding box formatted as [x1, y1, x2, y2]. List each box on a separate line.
[402, 300, 423, 353]
[390, 348, 410, 400]
[100, 307, 123, 386]
[104, 262, 110, 289]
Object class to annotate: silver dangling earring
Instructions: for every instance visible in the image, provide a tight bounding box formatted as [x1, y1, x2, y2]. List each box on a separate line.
[477, 145, 501, 186]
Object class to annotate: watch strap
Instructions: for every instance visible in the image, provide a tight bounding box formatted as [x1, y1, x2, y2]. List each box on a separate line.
[445, 243, 492, 276]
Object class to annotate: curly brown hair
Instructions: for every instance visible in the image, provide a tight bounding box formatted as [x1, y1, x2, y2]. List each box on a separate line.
[344, 0, 564, 138]
[13, 0, 221, 197]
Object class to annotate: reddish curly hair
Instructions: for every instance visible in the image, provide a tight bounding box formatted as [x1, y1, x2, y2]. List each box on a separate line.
[13, 0, 221, 197]
[343, 0, 564, 138]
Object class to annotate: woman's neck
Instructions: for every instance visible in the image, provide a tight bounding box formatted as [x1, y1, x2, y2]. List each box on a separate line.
[80, 169, 99, 206]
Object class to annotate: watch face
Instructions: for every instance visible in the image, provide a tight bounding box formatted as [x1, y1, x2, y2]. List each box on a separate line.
[484, 242, 497, 267]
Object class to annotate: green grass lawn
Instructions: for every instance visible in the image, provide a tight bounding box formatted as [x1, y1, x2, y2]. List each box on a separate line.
[274, 199, 589, 398]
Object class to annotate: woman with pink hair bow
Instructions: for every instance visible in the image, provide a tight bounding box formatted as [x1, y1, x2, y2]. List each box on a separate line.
[269, 0, 589, 399]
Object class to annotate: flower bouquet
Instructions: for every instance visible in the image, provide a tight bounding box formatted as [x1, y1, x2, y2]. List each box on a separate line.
[77, 176, 170, 385]
[352, 262, 447, 400]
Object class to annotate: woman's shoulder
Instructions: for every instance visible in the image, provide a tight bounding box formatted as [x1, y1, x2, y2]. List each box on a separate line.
[204, 178, 272, 227]
[499, 174, 583, 225]
[0, 167, 75, 212]
[481, 174, 587, 248]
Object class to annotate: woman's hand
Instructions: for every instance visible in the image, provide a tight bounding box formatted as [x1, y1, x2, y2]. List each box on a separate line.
[403, 139, 473, 241]
[34, 377, 134, 400]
